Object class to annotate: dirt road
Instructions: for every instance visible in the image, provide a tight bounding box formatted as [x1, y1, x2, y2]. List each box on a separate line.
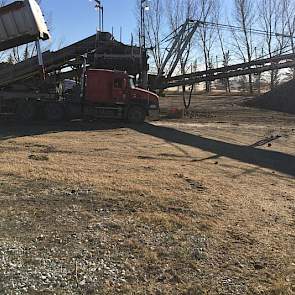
[0, 96, 294, 294]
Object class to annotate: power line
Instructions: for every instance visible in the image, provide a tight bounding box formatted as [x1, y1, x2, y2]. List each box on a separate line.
[197, 20, 295, 39]
[158, 19, 295, 48]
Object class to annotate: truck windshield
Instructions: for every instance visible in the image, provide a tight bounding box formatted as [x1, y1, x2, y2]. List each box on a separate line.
[129, 77, 135, 89]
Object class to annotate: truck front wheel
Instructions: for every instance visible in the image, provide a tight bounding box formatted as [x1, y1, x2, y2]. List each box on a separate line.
[46, 103, 65, 122]
[127, 105, 146, 124]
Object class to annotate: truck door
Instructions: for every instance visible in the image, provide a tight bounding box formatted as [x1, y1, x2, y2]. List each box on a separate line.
[112, 77, 127, 103]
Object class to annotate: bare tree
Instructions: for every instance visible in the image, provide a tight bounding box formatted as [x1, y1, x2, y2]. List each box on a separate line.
[231, 0, 257, 94]
[259, 0, 281, 88]
[166, 0, 196, 76]
[142, 0, 166, 75]
[282, 0, 295, 79]
[216, 2, 231, 92]
[218, 29, 231, 92]
[196, 0, 219, 92]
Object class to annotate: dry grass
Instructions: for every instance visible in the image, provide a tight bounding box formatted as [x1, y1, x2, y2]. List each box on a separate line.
[0, 96, 294, 294]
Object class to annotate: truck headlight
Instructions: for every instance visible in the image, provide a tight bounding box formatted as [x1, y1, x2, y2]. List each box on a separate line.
[149, 104, 158, 109]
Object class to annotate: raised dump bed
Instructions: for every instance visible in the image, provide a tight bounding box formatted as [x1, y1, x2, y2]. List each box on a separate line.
[0, 34, 97, 88]
[0, 0, 50, 51]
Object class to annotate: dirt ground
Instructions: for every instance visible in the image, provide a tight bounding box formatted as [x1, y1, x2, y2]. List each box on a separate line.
[244, 80, 295, 114]
[0, 95, 294, 294]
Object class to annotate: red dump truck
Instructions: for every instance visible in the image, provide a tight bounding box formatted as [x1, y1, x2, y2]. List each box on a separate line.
[12, 69, 159, 124]
[82, 69, 159, 123]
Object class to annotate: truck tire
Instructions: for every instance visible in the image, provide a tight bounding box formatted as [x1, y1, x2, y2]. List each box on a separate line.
[16, 101, 36, 122]
[46, 103, 65, 122]
[127, 105, 146, 124]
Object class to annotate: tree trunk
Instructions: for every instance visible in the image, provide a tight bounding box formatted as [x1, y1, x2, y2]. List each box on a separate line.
[248, 74, 253, 94]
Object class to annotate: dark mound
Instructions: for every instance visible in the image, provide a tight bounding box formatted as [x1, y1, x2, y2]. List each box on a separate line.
[245, 79, 295, 114]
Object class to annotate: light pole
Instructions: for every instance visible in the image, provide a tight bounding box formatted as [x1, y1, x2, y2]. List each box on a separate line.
[140, 0, 149, 49]
[89, 0, 104, 32]
[140, 0, 149, 89]
[89, 0, 104, 49]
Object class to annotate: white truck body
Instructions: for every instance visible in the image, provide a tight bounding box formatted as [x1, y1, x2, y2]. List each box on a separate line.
[0, 0, 50, 51]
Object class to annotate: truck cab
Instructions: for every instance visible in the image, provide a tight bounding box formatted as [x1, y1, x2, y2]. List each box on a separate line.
[84, 69, 159, 123]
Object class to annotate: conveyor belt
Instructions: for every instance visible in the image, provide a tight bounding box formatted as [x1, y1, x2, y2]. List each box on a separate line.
[0, 34, 96, 87]
[157, 53, 295, 89]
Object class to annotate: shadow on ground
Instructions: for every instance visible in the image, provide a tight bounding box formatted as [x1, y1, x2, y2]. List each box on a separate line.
[0, 120, 124, 141]
[133, 123, 295, 177]
[1, 120, 294, 177]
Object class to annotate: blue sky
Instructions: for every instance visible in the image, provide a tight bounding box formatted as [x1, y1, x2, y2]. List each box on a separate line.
[40, 0, 137, 49]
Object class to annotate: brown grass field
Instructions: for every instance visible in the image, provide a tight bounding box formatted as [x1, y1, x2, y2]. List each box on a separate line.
[0, 95, 294, 294]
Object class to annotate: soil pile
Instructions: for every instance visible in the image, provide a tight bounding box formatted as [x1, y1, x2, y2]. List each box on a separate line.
[245, 79, 295, 114]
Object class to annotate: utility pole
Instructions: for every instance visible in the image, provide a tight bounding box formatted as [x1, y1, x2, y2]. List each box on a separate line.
[140, 0, 149, 89]
[140, 0, 149, 49]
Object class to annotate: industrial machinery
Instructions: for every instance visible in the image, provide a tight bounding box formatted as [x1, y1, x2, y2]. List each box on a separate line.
[0, 0, 157, 123]
[148, 18, 295, 108]
[0, 0, 294, 122]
